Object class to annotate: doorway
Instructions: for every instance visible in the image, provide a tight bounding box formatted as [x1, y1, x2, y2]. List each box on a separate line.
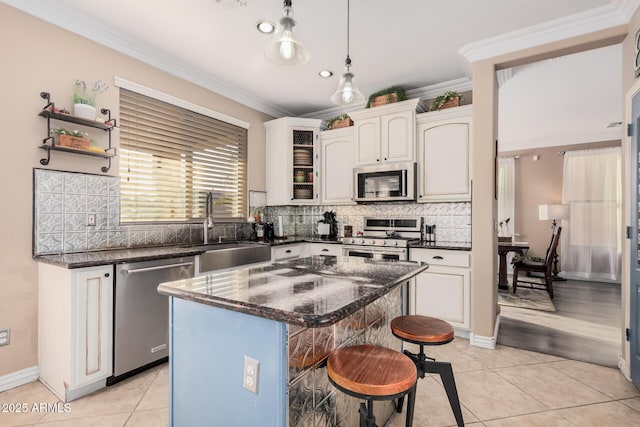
[495, 45, 623, 367]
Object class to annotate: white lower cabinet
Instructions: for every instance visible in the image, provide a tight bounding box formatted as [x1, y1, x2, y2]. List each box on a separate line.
[271, 244, 304, 261]
[304, 243, 343, 257]
[38, 264, 113, 401]
[409, 249, 471, 331]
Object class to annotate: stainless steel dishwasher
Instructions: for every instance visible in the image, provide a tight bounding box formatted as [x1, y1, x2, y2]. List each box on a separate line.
[111, 256, 194, 382]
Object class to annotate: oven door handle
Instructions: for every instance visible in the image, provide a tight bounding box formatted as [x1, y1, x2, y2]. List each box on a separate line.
[343, 246, 406, 254]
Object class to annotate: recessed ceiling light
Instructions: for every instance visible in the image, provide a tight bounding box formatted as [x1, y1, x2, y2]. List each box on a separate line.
[319, 70, 333, 78]
[257, 21, 275, 34]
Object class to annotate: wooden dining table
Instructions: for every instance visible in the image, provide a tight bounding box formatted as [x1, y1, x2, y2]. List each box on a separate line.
[497, 241, 529, 290]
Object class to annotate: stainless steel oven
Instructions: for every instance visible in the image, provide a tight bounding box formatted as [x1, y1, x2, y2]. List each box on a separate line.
[341, 217, 422, 261]
[342, 244, 408, 260]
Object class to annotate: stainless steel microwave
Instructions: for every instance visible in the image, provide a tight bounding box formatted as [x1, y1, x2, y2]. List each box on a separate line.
[353, 162, 417, 203]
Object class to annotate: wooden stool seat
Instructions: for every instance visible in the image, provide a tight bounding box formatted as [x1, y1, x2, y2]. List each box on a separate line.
[327, 344, 416, 397]
[391, 315, 454, 345]
[327, 344, 417, 426]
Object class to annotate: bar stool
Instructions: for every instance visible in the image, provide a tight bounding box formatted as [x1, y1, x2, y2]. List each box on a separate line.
[391, 315, 464, 427]
[327, 344, 417, 427]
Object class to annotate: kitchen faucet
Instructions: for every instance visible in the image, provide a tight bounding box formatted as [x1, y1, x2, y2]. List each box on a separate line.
[203, 191, 214, 244]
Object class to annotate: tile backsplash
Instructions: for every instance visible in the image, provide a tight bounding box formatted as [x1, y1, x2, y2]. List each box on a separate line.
[264, 202, 471, 242]
[34, 169, 471, 255]
[33, 169, 249, 255]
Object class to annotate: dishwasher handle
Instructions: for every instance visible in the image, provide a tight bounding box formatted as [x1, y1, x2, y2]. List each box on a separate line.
[122, 262, 194, 275]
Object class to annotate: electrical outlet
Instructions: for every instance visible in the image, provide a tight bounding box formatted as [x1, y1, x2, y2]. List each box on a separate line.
[87, 213, 96, 226]
[0, 328, 10, 347]
[243, 355, 259, 394]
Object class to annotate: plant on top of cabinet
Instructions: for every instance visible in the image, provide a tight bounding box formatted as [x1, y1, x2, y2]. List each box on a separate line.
[73, 79, 108, 120]
[366, 86, 407, 108]
[325, 114, 353, 130]
[429, 90, 463, 111]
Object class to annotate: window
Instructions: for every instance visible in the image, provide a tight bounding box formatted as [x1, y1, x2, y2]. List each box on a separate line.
[119, 89, 248, 223]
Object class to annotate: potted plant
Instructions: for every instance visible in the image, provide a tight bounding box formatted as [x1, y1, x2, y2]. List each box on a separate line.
[366, 86, 407, 108]
[50, 128, 91, 150]
[72, 79, 108, 120]
[429, 90, 463, 111]
[326, 114, 353, 130]
[498, 217, 512, 242]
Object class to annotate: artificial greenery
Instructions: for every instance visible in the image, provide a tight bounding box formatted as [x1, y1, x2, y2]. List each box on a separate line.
[50, 128, 89, 138]
[72, 79, 108, 107]
[365, 86, 407, 108]
[326, 114, 351, 129]
[429, 90, 463, 111]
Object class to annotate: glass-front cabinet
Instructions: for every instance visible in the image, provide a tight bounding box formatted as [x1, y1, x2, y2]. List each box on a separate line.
[265, 117, 321, 205]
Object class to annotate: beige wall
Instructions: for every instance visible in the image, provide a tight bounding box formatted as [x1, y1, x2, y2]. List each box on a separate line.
[501, 141, 620, 263]
[0, 4, 272, 377]
[471, 24, 628, 339]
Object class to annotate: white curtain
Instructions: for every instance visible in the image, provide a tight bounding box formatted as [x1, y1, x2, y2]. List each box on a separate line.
[561, 147, 621, 282]
[497, 157, 515, 237]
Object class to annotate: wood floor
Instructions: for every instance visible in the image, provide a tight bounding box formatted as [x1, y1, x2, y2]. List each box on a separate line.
[498, 278, 622, 367]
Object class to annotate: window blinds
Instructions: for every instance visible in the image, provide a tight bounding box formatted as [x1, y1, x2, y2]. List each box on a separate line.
[119, 89, 248, 223]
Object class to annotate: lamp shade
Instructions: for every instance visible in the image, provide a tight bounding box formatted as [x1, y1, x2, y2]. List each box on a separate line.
[264, 1, 310, 66]
[538, 204, 569, 221]
[331, 67, 364, 105]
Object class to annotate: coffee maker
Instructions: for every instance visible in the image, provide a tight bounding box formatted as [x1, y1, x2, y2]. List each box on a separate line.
[263, 222, 276, 241]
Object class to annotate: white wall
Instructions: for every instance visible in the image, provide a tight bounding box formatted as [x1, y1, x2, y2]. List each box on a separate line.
[499, 44, 622, 152]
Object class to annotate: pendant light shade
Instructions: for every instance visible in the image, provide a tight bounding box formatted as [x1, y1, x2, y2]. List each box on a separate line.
[265, 0, 310, 66]
[331, 0, 363, 105]
[331, 57, 364, 105]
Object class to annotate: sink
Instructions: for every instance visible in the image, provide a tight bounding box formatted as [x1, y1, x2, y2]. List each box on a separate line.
[197, 242, 271, 273]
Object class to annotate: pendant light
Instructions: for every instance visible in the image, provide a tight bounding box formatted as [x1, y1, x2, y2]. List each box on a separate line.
[331, 0, 364, 105]
[265, 0, 310, 66]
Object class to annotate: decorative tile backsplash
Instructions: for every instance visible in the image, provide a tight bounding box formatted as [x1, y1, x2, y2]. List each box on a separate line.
[265, 201, 471, 242]
[34, 169, 471, 255]
[33, 169, 250, 255]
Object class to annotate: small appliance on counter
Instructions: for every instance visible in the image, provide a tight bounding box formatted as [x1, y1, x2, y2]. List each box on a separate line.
[318, 211, 338, 239]
[422, 223, 436, 243]
[263, 222, 276, 241]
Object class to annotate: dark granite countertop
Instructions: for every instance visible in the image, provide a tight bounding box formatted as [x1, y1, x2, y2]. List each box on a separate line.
[267, 236, 342, 246]
[409, 241, 471, 251]
[158, 255, 428, 328]
[32, 238, 343, 268]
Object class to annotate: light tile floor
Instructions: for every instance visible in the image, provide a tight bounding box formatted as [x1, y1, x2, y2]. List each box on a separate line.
[2, 338, 640, 426]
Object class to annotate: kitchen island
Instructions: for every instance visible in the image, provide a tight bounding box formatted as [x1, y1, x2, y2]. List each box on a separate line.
[158, 255, 428, 427]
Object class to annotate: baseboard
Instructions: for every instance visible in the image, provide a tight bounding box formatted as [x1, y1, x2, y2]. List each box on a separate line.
[618, 356, 631, 380]
[470, 315, 500, 350]
[0, 366, 39, 393]
[454, 328, 471, 340]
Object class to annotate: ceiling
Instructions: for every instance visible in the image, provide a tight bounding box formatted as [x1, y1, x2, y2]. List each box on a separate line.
[4, 0, 621, 117]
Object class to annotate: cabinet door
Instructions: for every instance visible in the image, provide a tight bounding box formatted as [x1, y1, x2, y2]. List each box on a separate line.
[321, 134, 354, 204]
[411, 268, 470, 330]
[354, 117, 380, 165]
[72, 266, 113, 388]
[382, 110, 414, 163]
[418, 119, 470, 202]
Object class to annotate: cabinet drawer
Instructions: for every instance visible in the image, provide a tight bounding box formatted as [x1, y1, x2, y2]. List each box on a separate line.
[272, 244, 303, 261]
[409, 249, 470, 268]
[307, 244, 342, 257]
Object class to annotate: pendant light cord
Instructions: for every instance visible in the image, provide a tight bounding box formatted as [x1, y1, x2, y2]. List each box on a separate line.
[346, 0, 351, 66]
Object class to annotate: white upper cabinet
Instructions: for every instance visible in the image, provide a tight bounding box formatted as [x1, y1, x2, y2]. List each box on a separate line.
[265, 117, 321, 206]
[319, 127, 355, 205]
[350, 98, 420, 166]
[416, 105, 472, 202]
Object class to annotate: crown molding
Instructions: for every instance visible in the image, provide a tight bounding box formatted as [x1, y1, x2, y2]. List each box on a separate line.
[458, 0, 640, 77]
[1, 0, 293, 118]
[301, 77, 473, 119]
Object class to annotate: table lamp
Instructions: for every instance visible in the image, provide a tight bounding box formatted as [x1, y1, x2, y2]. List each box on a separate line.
[538, 203, 569, 280]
